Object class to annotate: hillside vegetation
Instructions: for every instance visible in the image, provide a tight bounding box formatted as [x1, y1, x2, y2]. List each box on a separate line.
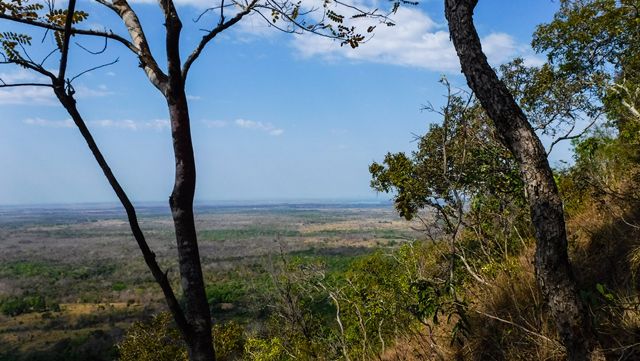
[118, 1, 640, 359]
[2, 0, 640, 360]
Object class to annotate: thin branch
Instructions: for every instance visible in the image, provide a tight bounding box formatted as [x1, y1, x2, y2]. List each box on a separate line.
[39, 48, 58, 67]
[182, 0, 258, 80]
[54, 90, 192, 338]
[0, 13, 137, 53]
[75, 36, 109, 55]
[69, 58, 119, 83]
[547, 116, 598, 155]
[1, 58, 57, 80]
[17, 42, 36, 65]
[94, 0, 118, 12]
[218, 0, 225, 25]
[0, 82, 53, 88]
[473, 309, 558, 345]
[193, 2, 236, 23]
[57, 0, 77, 84]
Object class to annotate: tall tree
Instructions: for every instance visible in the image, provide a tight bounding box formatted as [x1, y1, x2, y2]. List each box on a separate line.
[0, 0, 395, 359]
[443, 0, 594, 359]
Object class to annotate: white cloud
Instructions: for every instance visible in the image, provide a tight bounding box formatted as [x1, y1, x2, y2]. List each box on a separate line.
[0, 69, 113, 105]
[75, 84, 114, 98]
[0, 86, 56, 105]
[235, 118, 283, 136]
[0, 69, 54, 105]
[24, 118, 170, 131]
[91, 119, 169, 130]
[289, 6, 530, 72]
[23, 118, 74, 128]
[0, 69, 43, 84]
[187, 94, 202, 101]
[202, 120, 228, 128]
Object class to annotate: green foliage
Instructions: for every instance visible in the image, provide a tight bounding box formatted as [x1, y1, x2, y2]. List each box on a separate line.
[533, 0, 640, 139]
[244, 337, 287, 361]
[117, 312, 188, 361]
[0, 260, 116, 282]
[255, 242, 471, 359]
[0, 294, 56, 316]
[214, 321, 246, 360]
[500, 58, 604, 139]
[117, 314, 248, 361]
[370, 78, 524, 224]
[533, 0, 639, 75]
[206, 280, 246, 305]
[111, 281, 127, 291]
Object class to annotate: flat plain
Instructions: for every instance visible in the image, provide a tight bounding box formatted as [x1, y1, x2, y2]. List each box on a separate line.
[0, 202, 419, 360]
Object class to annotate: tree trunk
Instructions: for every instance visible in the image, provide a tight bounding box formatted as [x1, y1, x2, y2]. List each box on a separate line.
[444, 1, 594, 359]
[167, 87, 215, 361]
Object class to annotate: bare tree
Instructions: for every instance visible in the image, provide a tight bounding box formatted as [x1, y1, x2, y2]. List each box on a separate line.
[443, 0, 595, 360]
[0, 0, 398, 359]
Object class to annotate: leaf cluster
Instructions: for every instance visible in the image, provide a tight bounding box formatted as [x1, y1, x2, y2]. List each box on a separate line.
[0, 0, 89, 62]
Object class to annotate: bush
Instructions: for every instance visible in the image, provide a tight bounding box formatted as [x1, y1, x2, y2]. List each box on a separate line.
[117, 312, 187, 361]
[0, 294, 57, 316]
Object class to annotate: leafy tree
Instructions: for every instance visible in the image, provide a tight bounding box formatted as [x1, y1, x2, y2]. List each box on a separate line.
[444, 1, 594, 359]
[370, 78, 529, 285]
[0, 0, 400, 359]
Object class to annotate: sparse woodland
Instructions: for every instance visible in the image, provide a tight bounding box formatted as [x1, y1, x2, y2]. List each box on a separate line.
[2, 0, 640, 360]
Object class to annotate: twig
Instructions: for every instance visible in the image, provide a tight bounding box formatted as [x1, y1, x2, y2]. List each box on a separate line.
[69, 58, 119, 83]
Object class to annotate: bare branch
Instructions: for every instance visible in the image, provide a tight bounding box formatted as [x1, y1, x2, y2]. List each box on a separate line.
[53, 90, 192, 338]
[40, 48, 58, 67]
[1, 58, 57, 80]
[547, 116, 599, 156]
[473, 309, 558, 345]
[57, 0, 77, 84]
[94, 0, 118, 12]
[0, 12, 137, 52]
[193, 2, 236, 23]
[75, 36, 109, 55]
[69, 57, 119, 83]
[0, 82, 53, 88]
[182, 0, 258, 80]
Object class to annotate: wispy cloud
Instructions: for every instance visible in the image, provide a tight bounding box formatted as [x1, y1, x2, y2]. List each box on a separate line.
[235, 118, 284, 136]
[23, 118, 170, 131]
[202, 120, 228, 128]
[75, 84, 113, 98]
[0, 70, 114, 105]
[23, 118, 74, 128]
[91, 119, 170, 130]
[0, 69, 42, 83]
[24, 116, 284, 135]
[0, 87, 56, 105]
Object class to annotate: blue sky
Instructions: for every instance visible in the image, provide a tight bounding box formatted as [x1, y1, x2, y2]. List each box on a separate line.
[0, 0, 560, 205]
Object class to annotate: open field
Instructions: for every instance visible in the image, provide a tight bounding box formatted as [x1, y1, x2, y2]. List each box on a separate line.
[0, 202, 420, 360]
